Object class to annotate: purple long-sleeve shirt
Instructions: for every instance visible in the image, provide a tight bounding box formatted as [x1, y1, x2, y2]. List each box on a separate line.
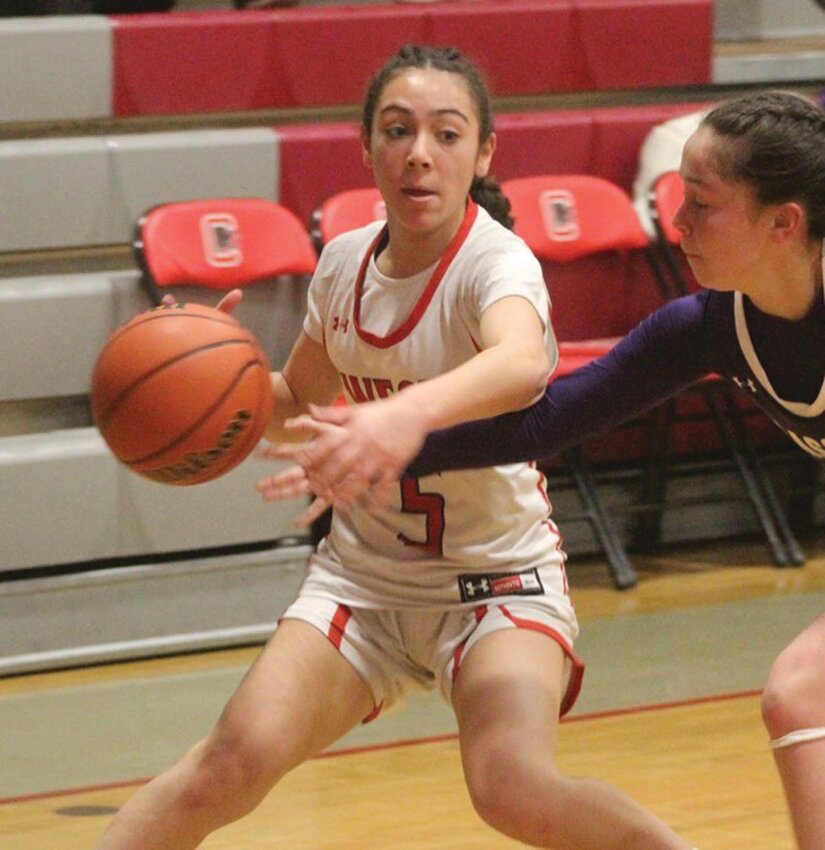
[408, 288, 825, 477]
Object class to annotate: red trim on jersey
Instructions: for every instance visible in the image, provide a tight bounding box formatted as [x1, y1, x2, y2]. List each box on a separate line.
[327, 603, 352, 649]
[534, 465, 551, 508]
[500, 605, 584, 717]
[352, 201, 479, 348]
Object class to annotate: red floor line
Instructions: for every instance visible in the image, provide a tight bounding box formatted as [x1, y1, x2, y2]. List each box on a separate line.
[0, 687, 763, 807]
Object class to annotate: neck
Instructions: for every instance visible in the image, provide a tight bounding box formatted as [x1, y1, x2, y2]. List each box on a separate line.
[377, 232, 446, 278]
[745, 243, 823, 320]
[377, 205, 468, 278]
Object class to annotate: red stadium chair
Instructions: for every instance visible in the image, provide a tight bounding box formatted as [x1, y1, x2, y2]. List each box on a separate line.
[503, 174, 661, 588]
[309, 186, 385, 253]
[648, 170, 684, 247]
[135, 197, 318, 306]
[647, 172, 806, 566]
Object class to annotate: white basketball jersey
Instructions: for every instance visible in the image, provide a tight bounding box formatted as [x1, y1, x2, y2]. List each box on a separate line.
[302, 202, 566, 607]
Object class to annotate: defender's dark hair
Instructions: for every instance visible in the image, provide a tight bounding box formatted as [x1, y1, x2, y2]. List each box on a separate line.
[362, 44, 514, 230]
[702, 90, 825, 240]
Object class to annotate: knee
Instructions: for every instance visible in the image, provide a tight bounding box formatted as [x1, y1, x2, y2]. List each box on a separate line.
[463, 742, 567, 842]
[761, 644, 823, 738]
[179, 724, 283, 820]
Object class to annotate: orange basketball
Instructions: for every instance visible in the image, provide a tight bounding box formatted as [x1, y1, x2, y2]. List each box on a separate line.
[91, 302, 273, 485]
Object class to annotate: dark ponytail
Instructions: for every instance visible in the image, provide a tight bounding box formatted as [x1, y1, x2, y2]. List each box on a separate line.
[471, 175, 514, 230]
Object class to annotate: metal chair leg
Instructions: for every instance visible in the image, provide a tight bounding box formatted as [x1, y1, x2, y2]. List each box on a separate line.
[706, 388, 805, 567]
[632, 401, 675, 550]
[563, 447, 638, 590]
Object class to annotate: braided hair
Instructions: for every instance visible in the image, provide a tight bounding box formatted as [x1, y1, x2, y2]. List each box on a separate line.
[362, 44, 514, 230]
[702, 90, 825, 241]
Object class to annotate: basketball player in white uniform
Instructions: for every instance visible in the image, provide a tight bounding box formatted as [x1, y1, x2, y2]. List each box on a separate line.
[94, 45, 697, 850]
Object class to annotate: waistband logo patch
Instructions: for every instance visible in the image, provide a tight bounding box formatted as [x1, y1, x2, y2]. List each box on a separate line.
[458, 568, 544, 603]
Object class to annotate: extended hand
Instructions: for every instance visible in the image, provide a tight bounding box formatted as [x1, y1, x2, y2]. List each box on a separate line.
[257, 397, 426, 516]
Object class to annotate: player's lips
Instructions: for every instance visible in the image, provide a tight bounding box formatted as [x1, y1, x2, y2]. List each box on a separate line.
[402, 187, 436, 199]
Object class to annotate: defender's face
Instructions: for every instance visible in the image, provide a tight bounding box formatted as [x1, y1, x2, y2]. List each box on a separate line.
[674, 127, 774, 292]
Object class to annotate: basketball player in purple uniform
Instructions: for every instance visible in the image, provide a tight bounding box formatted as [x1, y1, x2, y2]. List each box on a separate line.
[262, 90, 825, 849]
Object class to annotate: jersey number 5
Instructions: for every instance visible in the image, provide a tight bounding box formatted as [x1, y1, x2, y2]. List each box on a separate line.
[397, 476, 445, 556]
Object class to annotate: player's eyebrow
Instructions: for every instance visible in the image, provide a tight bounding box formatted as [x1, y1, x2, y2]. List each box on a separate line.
[378, 103, 470, 124]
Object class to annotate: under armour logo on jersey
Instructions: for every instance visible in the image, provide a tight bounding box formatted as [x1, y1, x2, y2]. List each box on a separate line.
[732, 376, 757, 394]
[332, 316, 350, 333]
[539, 189, 580, 241]
[200, 213, 242, 267]
[458, 569, 544, 603]
[462, 577, 491, 597]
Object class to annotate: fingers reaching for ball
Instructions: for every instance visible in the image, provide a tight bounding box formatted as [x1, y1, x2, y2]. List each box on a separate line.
[157, 289, 243, 314]
[216, 288, 244, 314]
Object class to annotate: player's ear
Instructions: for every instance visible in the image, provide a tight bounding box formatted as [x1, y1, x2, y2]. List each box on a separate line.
[362, 128, 373, 169]
[770, 201, 804, 244]
[474, 132, 496, 179]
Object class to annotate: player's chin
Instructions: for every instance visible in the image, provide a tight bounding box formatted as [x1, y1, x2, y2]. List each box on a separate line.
[683, 255, 709, 285]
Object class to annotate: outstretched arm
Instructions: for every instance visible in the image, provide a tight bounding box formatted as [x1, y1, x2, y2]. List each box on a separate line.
[260, 294, 714, 519]
[408, 293, 713, 476]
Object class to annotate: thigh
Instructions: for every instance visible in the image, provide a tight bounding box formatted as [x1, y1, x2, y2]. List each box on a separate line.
[778, 611, 825, 666]
[441, 600, 583, 717]
[452, 627, 567, 756]
[215, 618, 374, 773]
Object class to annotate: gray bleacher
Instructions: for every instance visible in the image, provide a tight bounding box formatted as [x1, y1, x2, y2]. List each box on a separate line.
[0, 129, 280, 251]
[0, 122, 310, 675]
[0, 16, 111, 122]
[713, 0, 825, 83]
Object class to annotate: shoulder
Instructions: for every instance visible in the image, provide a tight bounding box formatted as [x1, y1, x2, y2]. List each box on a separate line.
[463, 206, 542, 277]
[641, 109, 706, 155]
[316, 221, 384, 275]
[630, 292, 712, 355]
[320, 221, 384, 262]
[651, 289, 715, 325]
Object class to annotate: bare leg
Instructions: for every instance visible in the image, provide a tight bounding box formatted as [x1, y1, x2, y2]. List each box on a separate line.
[452, 629, 694, 849]
[762, 611, 825, 850]
[93, 619, 374, 850]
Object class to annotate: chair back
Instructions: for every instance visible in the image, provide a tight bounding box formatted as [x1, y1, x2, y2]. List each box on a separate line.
[502, 174, 650, 263]
[310, 187, 385, 252]
[502, 175, 657, 340]
[648, 171, 684, 246]
[135, 197, 317, 305]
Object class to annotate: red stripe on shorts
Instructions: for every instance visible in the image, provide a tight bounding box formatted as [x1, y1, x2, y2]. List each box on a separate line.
[328, 604, 352, 650]
[450, 605, 489, 685]
[500, 605, 585, 717]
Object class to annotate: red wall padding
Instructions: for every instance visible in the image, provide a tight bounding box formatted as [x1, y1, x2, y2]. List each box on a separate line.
[275, 102, 708, 228]
[110, 0, 712, 116]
